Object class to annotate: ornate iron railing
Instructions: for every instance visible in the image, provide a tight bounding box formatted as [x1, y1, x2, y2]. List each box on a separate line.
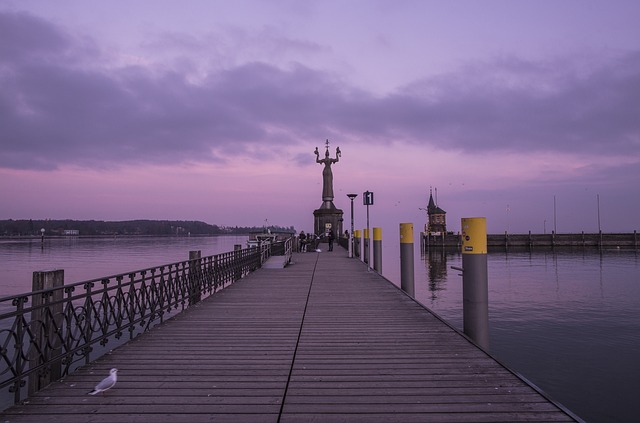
[0, 241, 285, 405]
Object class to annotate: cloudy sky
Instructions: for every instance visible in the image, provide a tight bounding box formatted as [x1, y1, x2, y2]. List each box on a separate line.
[1, 0, 639, 238]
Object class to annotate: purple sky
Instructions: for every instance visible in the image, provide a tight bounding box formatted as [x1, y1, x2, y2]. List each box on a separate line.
[1, 0, 639, 238]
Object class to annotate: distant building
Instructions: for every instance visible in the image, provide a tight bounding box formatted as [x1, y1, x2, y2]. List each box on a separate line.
[427, 189, 446, 235]
[63, 229, 80, 236]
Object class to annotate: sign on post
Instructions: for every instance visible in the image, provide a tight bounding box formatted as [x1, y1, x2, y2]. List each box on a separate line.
[363, 191, 374, 270]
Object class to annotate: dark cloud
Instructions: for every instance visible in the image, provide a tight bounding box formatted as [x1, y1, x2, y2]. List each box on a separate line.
[1, 11, 639, 171]
[0, 11, 69, 62]
[393, 55, 640, 154]
[0, 12, 348, 170]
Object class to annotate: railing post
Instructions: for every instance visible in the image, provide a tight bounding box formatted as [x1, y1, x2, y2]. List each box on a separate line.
[373, 227, 382, 273]
[399, 223, 415, 298]
[261, 244, 267, 267]
[126, 274, 135, 341]
[12, 296, 28, 403]
[234, 245, 242, 281]
[363, 228, 370, 265]
[461, 217, 490, 350]
[284, 237, 293, 265]
[213, 255, 221, 290]
[354, 230, 361, 258]
[29, 269, 64, 396]
[189, 251, 202, 305]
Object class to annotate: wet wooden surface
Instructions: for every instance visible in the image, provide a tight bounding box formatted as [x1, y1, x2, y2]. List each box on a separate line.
[0, 250, 579, 422]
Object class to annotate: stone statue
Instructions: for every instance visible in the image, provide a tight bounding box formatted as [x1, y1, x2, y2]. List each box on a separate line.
[313, 139, 344, 238]
[315, 140, 341, 202]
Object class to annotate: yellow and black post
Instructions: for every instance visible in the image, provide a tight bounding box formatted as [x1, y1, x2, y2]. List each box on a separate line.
[400, 223, 415, 298]
[461, 217, 489, 350]
[354, 229, 361, 258]
[373, 227, 382, 273]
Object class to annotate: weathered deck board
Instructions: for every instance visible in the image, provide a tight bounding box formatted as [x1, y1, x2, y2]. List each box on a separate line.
[279, 253, 578, 422]
[0, 250, 580, 422]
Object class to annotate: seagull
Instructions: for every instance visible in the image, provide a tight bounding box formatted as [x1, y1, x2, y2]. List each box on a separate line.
[88, 368, 118, 395]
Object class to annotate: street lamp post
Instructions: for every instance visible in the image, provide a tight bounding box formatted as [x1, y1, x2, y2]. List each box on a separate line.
[347, 194, 358, 258]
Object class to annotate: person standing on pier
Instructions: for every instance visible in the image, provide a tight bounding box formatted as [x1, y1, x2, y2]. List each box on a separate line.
[298, 231, 307, 252]
[328, 229, 335, 251]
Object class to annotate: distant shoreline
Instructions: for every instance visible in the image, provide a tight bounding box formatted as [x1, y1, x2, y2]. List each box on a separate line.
[0, 233, 251, 240]
[0, 219, 295, 238]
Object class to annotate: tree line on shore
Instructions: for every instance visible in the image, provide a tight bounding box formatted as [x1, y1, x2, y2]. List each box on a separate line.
[0, 219, 296, 237]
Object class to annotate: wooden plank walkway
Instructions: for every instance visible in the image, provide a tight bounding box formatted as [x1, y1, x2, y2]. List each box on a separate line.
[0, 250, 580, 422]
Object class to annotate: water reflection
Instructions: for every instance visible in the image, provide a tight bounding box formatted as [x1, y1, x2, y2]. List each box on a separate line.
[422, 247, 453, 300]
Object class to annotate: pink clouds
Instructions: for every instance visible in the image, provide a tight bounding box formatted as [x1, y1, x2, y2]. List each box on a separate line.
[1, 3, 640, 235]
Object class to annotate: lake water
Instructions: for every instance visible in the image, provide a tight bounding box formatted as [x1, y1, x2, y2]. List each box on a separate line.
[0, 235, 249, 296]
[1, 236, 639, 422]
[408, 248, 640, 423]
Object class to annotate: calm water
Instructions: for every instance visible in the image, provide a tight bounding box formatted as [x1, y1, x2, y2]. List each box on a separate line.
[410, 248, 640, 423]
[2, 237, 639, 422]
[0, 235, 248, 296]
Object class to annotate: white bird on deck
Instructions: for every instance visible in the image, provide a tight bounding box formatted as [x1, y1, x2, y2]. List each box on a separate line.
[88, 368, 118, 395]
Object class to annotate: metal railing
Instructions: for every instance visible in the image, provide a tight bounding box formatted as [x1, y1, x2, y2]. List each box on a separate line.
[283, 237, 293, 264]
[0, 241, 285, 405]
[269, 238, 293, 264]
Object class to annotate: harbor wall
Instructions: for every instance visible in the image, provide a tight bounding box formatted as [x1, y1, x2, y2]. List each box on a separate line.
[422, 231, 639, 250]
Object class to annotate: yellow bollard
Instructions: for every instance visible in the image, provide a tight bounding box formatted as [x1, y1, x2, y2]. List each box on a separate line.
[462, 217, 487, 254]
[399, 223, 415, 298]
[373, 227, 382, 273]
[461, 217, 489, 350]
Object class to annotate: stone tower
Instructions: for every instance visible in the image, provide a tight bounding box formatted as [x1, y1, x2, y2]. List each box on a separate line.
[427, 188, 447, 234]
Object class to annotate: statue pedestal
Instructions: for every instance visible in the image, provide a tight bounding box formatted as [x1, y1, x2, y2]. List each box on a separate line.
[313, 201, 343, 241]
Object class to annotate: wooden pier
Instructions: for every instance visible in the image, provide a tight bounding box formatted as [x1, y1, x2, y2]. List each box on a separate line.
[0, 250, 580, 422]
